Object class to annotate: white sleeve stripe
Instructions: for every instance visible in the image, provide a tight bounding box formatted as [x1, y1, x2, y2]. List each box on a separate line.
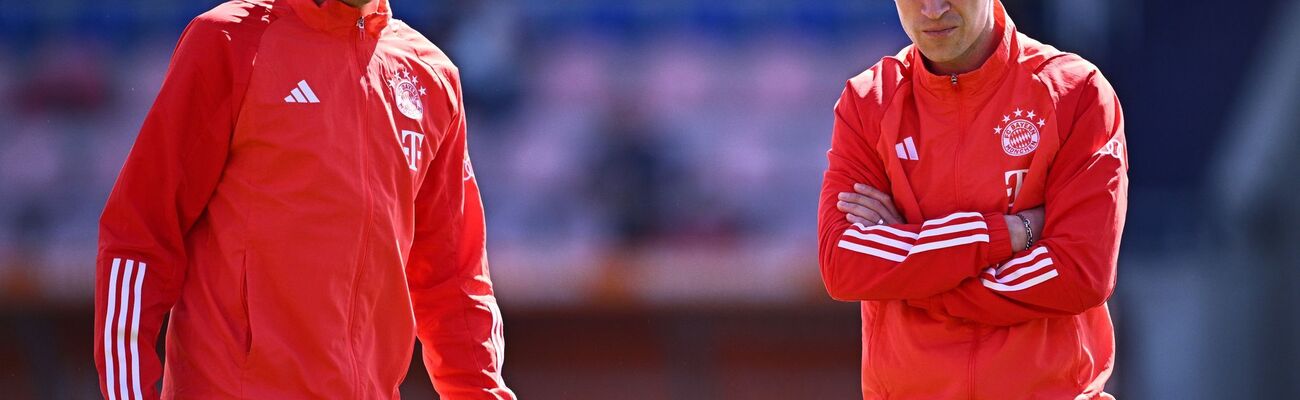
[843, 230, 914, 252]
[922, 212, 983, 227]
[852, 223, 920, 239]
[990, 258, 1052, 283]
[104, 258, 146, 400]
[115, 260, 134, 400]
[838, 240, 907, 262]
[918, 221, 987, 239]
[104, 258, 121, 400]
[130, 263, 146, 400]
[997, 247, 1051, 274]
[495, 302, 505, 368]
[983, 269, 1059, 291]
[910, 234, 989, 254]
[837, 218, 992, 263]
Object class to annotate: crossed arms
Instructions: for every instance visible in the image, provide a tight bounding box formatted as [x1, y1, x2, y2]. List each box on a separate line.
[816, 74, 1128, 326]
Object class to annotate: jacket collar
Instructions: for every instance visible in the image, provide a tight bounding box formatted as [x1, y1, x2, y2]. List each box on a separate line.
[912, 0, 1015, 95]
[282, 0, 390, 38]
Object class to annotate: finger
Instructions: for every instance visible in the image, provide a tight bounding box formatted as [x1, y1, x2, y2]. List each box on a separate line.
[853, 184, 902, 222]
[847, 211, 883, 227]
[858, 195, 902, 224]
[840, 191, 884, 210]
[846, 213, 874, 226]
[839, 192, 884, 210]
[837, 201, 883, 224]
[853, 183, 892, 203]
[852, 187, 904, 223]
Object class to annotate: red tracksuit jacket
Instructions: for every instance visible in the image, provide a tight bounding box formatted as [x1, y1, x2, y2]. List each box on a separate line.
[818, 2, 1127, 398]
[93, 0, 514, 398]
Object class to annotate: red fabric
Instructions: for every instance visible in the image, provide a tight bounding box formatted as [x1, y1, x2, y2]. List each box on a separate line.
[817, 1, 1126, 398]
[93, 1, 514, 398]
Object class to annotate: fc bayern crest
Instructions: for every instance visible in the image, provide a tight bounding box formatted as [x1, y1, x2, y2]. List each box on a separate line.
[994, 107, 1045, 157]
[388, 69, 427, 120]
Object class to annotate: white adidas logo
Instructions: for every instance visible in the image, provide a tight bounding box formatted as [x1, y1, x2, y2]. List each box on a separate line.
[895, 136, 919, 160]
[284, 80, 320, 103]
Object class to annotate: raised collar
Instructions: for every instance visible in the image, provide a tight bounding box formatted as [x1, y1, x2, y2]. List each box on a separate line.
[282, 0, 390, 37]
[912, 0, 1016, 95]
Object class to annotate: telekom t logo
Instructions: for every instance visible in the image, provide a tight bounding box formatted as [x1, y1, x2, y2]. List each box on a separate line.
[1005, 169, 1029, 210]
[400, 130, 425, 171]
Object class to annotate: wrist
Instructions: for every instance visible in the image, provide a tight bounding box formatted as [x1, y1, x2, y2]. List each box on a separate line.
[981, 212, 1014, 267]
[1004, 214, 1026, 250]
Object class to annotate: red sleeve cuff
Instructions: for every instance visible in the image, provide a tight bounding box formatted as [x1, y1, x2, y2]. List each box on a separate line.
[982, 212, 1013, 267]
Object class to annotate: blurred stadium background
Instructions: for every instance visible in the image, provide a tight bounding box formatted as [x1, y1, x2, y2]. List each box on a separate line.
[1, 0, 1299, 398]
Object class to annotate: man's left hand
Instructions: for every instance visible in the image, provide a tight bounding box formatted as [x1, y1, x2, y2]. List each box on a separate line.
[837, 183, 903, 226]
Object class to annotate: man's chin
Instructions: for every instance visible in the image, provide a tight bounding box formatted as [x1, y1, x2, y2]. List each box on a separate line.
[917, 48, 960, 65]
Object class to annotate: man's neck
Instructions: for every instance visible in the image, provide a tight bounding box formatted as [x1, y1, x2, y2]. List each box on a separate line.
[925, 15, 1000, 76]
[315, 0, 368, 8]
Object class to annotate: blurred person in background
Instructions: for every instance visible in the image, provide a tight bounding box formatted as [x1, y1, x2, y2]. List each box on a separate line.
[818, 0, 1126, 398]
[92, 0, 513, 398]
[586, 99, 681, 301]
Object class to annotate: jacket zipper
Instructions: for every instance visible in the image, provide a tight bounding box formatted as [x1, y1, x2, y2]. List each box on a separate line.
[355, 17, 367, 68]
[952, 72, 966, 208]
[346, 16, 375, 398]
[968, 326, 980, 400]
[953, 73, 978, 400]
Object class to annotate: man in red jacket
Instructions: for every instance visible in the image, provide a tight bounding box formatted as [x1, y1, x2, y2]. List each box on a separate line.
[819, 0, 1127, 398]
[93, 0, 515, 398]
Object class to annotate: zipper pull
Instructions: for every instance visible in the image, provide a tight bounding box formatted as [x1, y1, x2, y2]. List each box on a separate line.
[950, 74, 958, 86]
[357, 17, 364, 29]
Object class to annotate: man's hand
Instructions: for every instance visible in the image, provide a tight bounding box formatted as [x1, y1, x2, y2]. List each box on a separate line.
[1005, 207, 1045, 252]
[837, 183, 903, 226]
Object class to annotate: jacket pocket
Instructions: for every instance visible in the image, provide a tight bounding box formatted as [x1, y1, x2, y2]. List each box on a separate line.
[240, 251, 255, 360]
[1069, 316, 1093, 388]
[864, 301, 888, 393]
